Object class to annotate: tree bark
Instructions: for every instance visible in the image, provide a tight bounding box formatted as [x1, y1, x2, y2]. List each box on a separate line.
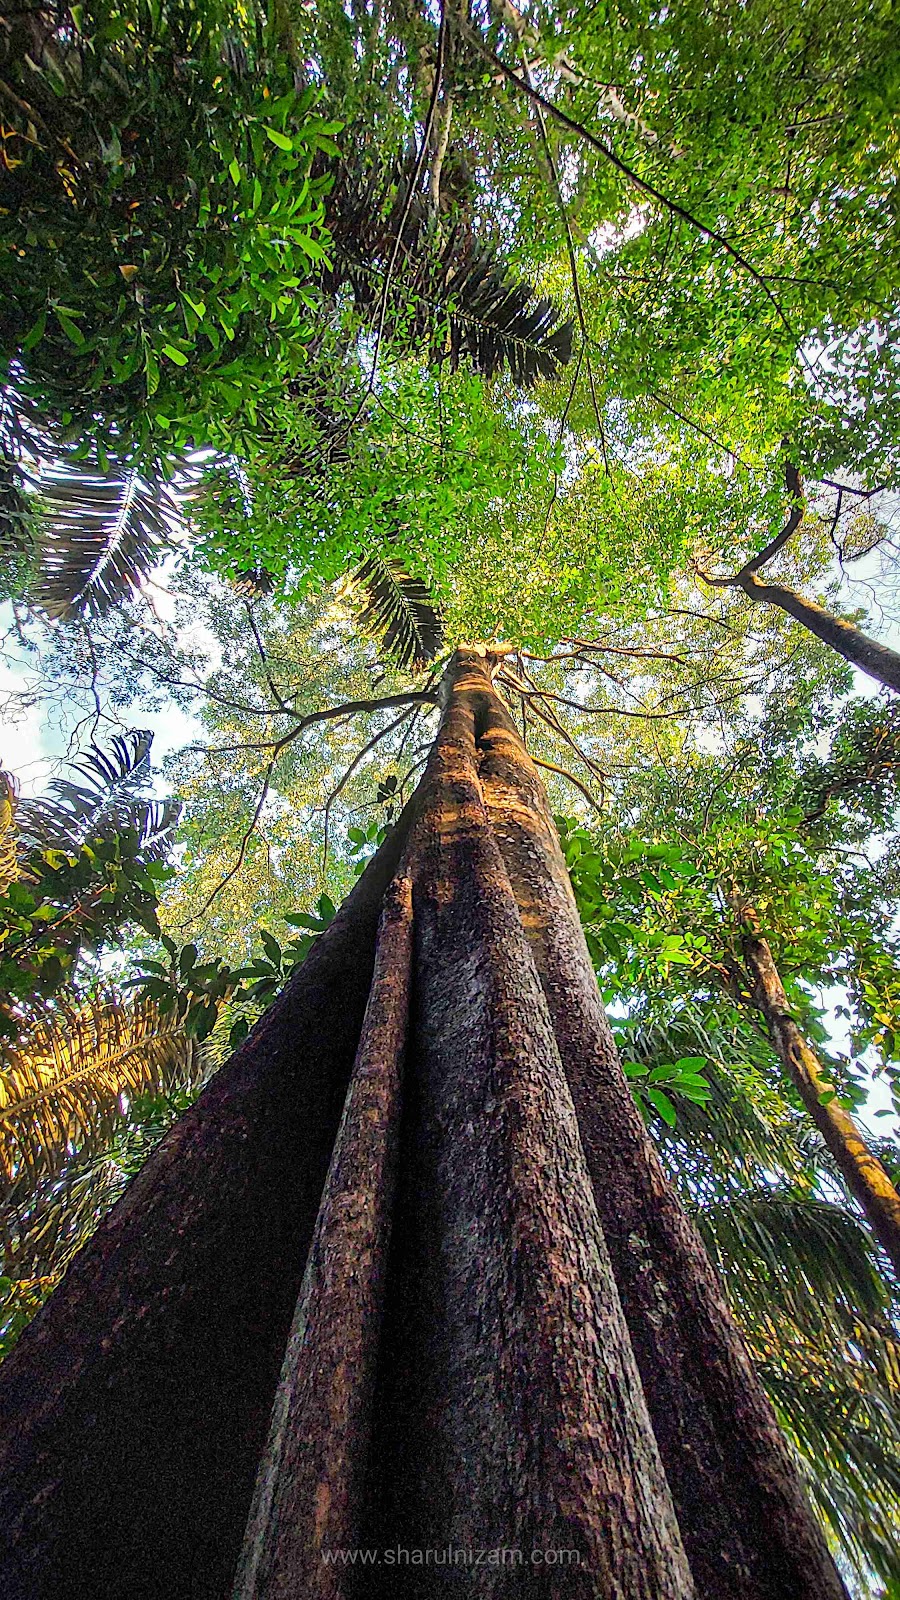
[474, 675, 847, 1599]
[736, 570, 900, 694]
[0, 647, 848, 1600]
[742, 925, 900, 1278]
[234, 873, 414, 1600]
[0, 809, 417, 1600]
[360, 649, 695, 1599]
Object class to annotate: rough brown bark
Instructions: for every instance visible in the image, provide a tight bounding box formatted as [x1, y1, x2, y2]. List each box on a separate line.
[235, 874, 414, 1600]
[0, 647, 848, 1600]
[742, 925, 900, 1278]
[473, 668, 848, 1600]
[358, 651, 695, 1598]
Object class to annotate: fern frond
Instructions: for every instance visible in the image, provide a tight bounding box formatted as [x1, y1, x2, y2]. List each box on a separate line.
[0, 993, 202, 1188]
[350, 553, 444, 670]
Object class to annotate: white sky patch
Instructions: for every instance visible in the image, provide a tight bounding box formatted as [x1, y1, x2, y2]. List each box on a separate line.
[588, 204, 650, 259]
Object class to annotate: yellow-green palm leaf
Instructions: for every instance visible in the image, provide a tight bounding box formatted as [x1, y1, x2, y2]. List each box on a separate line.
[0, 993, 202, 1188]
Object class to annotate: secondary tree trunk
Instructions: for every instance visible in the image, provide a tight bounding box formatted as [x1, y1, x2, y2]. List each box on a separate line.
[0, 647, 847, 1600]
[742, 924, 900, 1277]
[737, 570, 900, 693]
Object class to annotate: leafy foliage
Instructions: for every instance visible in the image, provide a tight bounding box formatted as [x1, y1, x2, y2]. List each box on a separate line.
[0, 991, 199, 1188]
[0, 773, 17, 899]
[0, 733, 178, 1031]
[0, 1079, 201, 1359]
[131, 892, 337, 1048]
[617, 998, 900, 1587]
[17, 730, 178, 855]
[0, 0, 334, 456]
[0, 990, 207, 1362]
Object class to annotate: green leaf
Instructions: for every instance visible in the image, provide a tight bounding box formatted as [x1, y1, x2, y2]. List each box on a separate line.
[264, 127, 293, 151]
[646, 1087, 678, 1127]
[179, 943, 197, 978]
[162, 345, 188, 367]
[284, 911, 323, 930]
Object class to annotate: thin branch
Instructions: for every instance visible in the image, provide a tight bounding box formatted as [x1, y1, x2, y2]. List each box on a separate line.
[320, 704, 417, 869]
[463, 26, 797, 341]
[178, 692, 436, 921]
[243, 601, 293, 714]
[531, 754, 603, 812]
[429, 87, 454, 214]
[743, 464, 804, 574]
[179, 736, 294, 926]
[521, 46, 610, 473]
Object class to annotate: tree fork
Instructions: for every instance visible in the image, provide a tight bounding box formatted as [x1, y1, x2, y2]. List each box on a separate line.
[0, 647, 848, 1599]
[741, 923, 900, 1278]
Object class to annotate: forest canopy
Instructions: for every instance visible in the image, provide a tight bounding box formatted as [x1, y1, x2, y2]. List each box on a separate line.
[1, 0, 900, 1592]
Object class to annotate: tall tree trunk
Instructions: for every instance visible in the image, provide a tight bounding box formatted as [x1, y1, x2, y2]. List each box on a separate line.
[0, 648, 847, 1600]
[737, 570, 900, 693]
[474, 679, 846, 1598]
[742, 924, 900, 1277]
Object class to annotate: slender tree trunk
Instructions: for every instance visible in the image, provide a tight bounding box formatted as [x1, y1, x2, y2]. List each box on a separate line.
[737, 570, 900, 693]
[742, 925, 900, 1277]
[0, 648, 847, 1600]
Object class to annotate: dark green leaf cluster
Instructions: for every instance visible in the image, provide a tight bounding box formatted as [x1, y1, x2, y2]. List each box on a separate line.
[131, 893, 337, 1047]
[0, 1, 334, 456]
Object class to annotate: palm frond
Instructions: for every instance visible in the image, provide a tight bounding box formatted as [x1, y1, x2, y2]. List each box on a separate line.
[17, 729, 180, 857]
[629, 996, 900, 1584]
[0, 992, 201, 1190]
[25, 464, 182, 618]
[622, 997, 813, 1195]
[349, 552, 444, 670]
[0, 771, 17, 897]
[324, 159, 573, 387]
[696, 1188, 893, 1338]
[763, 1315, 900, 1587]
[442, 246, 574, 384]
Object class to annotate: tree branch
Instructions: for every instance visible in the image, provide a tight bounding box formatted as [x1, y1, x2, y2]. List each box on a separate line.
[321, 704, 418, 868]
[462, 24, 796, 340]
[530, 754, 603, 812]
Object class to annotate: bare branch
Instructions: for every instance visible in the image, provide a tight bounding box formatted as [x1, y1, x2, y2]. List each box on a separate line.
[531, 754, 603, 812]
[321, 704, 418, 868]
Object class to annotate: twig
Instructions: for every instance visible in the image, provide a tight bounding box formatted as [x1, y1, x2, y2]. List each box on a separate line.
[321, 704, 418, 869]
[520, 46, 610, 474]
[180, 732, 296, 925]
[531, 754, 603, 812]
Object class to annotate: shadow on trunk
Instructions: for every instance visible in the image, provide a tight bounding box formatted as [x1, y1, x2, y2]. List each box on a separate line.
[0, 649, 847, 1600]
